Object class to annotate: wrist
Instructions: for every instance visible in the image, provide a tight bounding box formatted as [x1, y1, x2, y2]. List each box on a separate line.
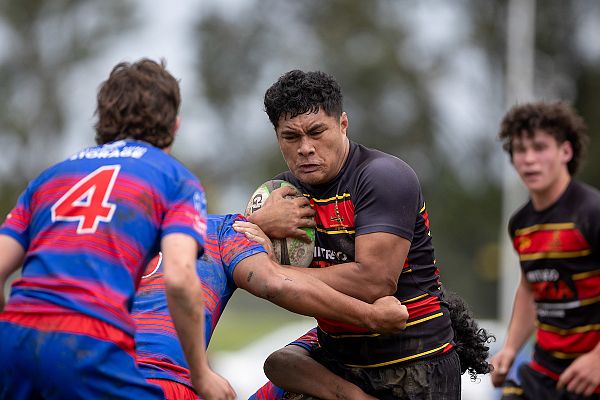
[364, 304, 378, 331]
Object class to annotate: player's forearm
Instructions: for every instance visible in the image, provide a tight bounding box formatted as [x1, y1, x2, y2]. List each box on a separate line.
[257, 266, 374, 329]
[0, 235, 25, 282]
[291, 262, 394, 303]
[166, 274, 210, 376]
[504, 279, 537, 352]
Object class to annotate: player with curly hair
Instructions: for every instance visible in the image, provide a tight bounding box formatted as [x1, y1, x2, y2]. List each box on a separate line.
[491, 101, 600, 399]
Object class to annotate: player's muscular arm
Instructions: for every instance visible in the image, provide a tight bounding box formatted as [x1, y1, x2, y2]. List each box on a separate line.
[491, 274, 536, 387]
[162, 234, 236, 400]
[294, 232, 409, 303]
[0, 235, 25, 312]
[233, 252, 408, 333]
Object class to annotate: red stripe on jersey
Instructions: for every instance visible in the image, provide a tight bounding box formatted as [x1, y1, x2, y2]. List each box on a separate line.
[406, 295, 441, 320]
[574, 274, 600, 299]
[530, 360, 560, 380]
[513, 228, 589, 255]
[1, 205, 30, 231]
[200, 282, 220, 312]
[29, 228, 142, 275]
[421, 209, 430, 230]
[12, 277, 129, 322]
[318, 318, 370, 334]
[135, 315, 177, 336]
[139, 358, 191, 380]
[530, 359, 599, 393]
[0, 310, 134, 354]
[311, 199, 355, 230]
[537, 328, 600, 354]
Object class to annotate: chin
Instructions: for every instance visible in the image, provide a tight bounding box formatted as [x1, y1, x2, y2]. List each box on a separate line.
[296, 172, 326, 186]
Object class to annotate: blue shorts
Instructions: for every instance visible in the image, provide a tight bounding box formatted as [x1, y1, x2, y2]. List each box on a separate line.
[0, 317, 165, 400]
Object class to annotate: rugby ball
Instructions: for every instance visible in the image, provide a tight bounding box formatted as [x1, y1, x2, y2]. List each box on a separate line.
[245, 180, 315, 267]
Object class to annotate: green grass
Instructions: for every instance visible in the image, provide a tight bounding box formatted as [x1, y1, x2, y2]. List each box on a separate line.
[207, 290, 310, 353]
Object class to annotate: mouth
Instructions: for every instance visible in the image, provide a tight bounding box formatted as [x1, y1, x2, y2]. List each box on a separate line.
[522, 171, 541, 180]
[297, 163, 320, 174]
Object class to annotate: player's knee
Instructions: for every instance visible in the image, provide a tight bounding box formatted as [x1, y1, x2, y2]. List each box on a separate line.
[264, 347, 297, 382]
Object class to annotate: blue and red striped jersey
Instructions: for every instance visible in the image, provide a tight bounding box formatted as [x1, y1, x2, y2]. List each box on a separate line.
[0, 140, 207, 337]
[132, 213, 266, 388]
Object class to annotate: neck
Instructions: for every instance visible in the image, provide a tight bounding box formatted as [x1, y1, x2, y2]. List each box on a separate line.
[530, 172, 571, 211]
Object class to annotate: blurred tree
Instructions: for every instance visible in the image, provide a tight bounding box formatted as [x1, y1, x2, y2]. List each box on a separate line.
[0, 0, 136, 183]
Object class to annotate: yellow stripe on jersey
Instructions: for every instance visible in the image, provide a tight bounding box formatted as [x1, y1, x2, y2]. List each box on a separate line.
[550, 350, 584, 359]
[406, 312, 444, 327]
[403, 293, 428, 303]
[537, 322, 600, 335]
[502, 386, 524, 396]
[519, 249, 591, 261]
[420, 202, 426, 213]
[315, 227, 356, 235]
[309, 193, 351, 203]
[581, 294, 600, 306]
[572, 268, 600, 280]
[345, 342, 452, 368]
[515, 222, 576, 236]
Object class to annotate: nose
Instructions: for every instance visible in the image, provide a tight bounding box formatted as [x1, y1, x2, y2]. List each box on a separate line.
[298, 136, 315, 157]
[523, 147, 536, 163]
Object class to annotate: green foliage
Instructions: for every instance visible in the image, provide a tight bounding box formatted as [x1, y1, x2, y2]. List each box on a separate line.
[0, 0, 136, 183]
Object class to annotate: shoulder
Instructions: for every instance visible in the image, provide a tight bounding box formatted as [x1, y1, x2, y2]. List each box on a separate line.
[353, 144, 419, 186]
[571, 181, 600, 209]
[508, 201, 533, 234]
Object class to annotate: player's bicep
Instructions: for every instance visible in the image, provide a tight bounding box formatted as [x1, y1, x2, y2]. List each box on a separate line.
[0, 234, 26, 279]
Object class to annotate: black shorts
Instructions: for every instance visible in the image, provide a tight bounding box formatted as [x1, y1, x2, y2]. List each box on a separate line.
[310, 347, 461, 400]
[501, 363, 600, 400]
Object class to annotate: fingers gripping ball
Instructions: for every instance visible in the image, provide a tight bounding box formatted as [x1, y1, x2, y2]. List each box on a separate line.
[245, 180, 315, 267]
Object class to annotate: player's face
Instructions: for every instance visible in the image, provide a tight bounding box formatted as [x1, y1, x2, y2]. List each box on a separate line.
[511, 129, 572, 198]
[276, 109, 350, 186]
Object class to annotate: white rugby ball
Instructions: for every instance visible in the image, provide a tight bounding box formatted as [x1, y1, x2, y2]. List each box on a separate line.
[245, 180, 315, 267]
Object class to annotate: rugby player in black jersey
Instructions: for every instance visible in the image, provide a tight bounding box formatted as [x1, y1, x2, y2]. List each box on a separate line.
[237, 70, 492, 400]
[491, 101, 600, 399]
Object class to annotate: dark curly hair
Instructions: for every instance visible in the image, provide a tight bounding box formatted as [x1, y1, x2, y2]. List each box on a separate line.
[498, 101, 589, 175]
[445, 289, 495, 381]
[94, 58, 181, 149]
[264, 70, 343, 129]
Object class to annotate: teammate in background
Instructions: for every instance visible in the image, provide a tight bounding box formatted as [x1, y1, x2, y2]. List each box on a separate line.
[491, 102, 600, 399]
[0, 59, 234, 400]
[133, 213, 409, 400]
[238, 69, 492, 399]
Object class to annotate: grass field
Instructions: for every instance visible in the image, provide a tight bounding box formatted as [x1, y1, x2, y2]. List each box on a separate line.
[208, 289, 310, 353]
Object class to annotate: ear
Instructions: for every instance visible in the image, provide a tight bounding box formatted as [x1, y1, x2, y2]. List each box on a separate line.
[340, 112, 348, 136]
[171, 116, 181, 136]
[559, 140, 573, 164]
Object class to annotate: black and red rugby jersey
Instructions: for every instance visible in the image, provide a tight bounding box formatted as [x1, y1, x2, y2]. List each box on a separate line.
[509, 180, 600, 381]
[277, 141, 454, 367]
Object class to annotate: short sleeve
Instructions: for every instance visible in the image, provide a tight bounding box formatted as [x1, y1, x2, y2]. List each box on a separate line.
[219, 214, 267, 281]
[354, 156, 421, 241]
[161, 177, 208, 252]
[0, 185, 33, 250]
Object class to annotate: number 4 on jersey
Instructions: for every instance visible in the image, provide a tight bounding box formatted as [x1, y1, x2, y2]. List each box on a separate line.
[51, 165, 120, 234]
